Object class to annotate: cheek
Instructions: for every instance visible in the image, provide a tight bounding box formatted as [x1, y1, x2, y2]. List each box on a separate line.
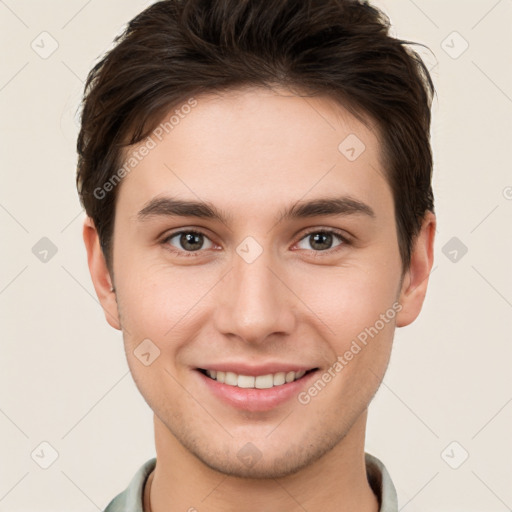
[294, 268, 400, 410]
[115, 260, 218, 346]
[292, 262, 401, 344]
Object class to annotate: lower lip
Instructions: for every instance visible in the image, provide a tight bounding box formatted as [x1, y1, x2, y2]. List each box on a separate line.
[196, 370, 319, 412]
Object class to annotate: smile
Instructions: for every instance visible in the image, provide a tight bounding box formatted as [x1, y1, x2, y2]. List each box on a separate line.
[198, 368, 317, 389]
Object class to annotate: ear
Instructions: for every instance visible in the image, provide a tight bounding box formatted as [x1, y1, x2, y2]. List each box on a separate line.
[82, 216, 121, 330]
[395, 211, 436, 328]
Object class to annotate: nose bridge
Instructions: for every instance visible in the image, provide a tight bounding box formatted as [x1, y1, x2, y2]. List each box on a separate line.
[214, 242, 295, 343]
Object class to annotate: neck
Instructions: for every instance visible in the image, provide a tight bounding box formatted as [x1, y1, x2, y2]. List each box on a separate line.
[146, 410, 379, 512]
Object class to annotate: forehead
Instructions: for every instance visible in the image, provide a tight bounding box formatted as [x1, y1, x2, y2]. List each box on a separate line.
[116, 86, 392, 220]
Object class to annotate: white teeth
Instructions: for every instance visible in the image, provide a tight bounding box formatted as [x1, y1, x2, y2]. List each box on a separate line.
[204, 369, 310, 389]
[237, 375, 255, 388]
[225, 372, 238, 386]
[255, 374, 274, 389]
[273, 372, 286, 386]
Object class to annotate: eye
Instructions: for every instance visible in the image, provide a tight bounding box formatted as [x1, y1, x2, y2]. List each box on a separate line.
[295, 229, 349, 252]
[161, 228, 350, 257]
[163, 230, 215, 254]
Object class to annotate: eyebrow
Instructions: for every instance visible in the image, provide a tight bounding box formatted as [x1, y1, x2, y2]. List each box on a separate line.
[136, 195, 375, 224]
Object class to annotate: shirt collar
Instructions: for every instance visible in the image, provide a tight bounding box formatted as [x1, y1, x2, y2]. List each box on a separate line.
[365, 452, 399, 511]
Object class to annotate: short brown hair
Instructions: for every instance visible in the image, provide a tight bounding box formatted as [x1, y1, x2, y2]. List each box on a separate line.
[76, 0, 435, 274]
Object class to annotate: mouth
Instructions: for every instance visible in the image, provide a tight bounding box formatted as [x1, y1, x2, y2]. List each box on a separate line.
[197, 368, 318, 390]
[195, 365, 321, 411]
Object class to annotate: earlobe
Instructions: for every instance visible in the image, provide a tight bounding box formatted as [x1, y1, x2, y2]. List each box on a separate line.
[395, 211, 436, 328]
[82, 216, 121, 330]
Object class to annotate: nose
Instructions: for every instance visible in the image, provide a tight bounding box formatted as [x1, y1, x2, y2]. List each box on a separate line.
[213, 245, 296, 345]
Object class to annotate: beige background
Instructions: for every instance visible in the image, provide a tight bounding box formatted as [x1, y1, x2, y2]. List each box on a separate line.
[1, 0, 511, 510]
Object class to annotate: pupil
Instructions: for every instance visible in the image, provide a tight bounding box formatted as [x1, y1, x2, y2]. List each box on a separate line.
[181, 232, 202, 251]
[311, 232, 332, 251]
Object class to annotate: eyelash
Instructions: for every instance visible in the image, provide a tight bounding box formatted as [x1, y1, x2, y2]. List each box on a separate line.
[161, 228, 351, 258]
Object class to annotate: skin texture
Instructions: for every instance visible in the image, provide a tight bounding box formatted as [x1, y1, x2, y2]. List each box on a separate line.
[83, 86, 436, 512]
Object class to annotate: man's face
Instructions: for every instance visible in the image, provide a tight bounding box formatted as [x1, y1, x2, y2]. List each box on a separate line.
[96, 87, 423, 478]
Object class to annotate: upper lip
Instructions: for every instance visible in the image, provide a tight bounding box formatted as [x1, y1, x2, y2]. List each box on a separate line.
[196, 363, 318, 376]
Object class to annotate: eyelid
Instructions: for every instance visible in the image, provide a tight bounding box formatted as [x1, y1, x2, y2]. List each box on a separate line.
[161, 229, 217, 257]
[293, 227, 352, 252]
[298, 227, 352, 242]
